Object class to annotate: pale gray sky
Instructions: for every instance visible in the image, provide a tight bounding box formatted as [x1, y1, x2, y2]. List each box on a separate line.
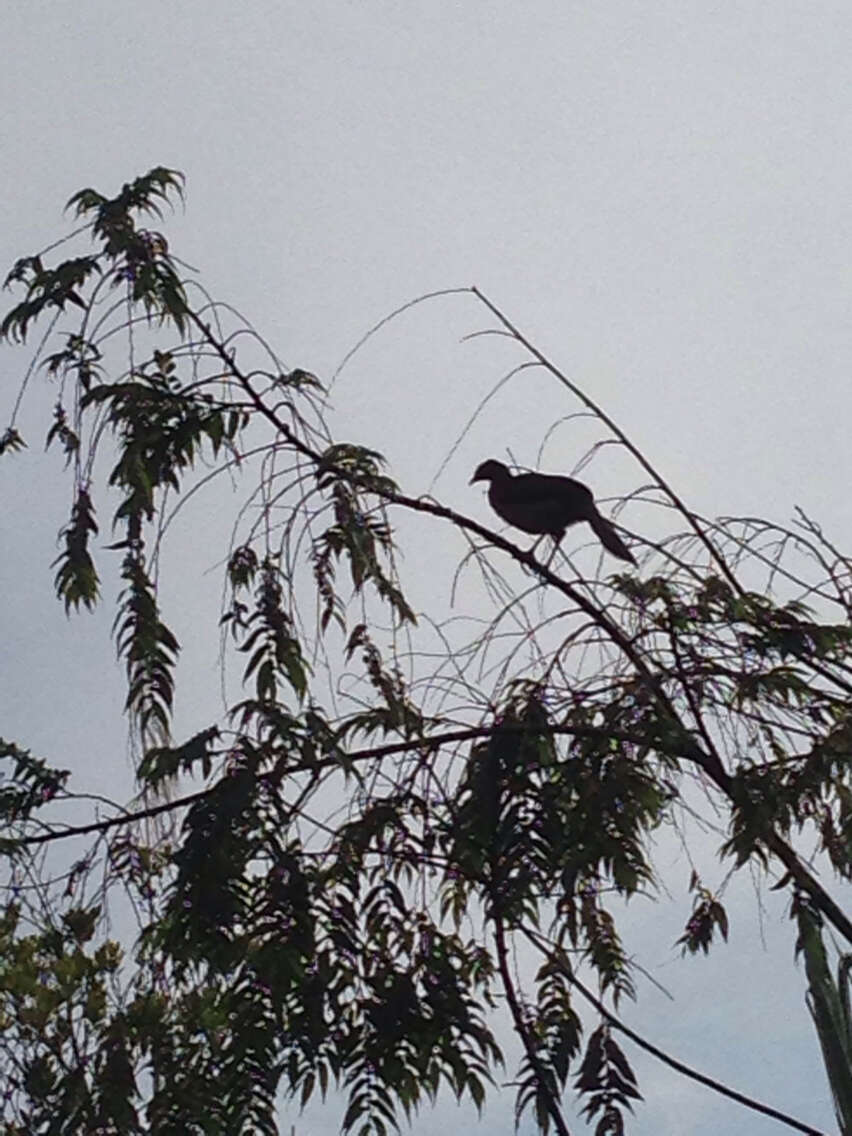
[2, 3, 850, 1134]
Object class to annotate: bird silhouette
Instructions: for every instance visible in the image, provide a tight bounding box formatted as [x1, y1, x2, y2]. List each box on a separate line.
[471, 459, 635, 564]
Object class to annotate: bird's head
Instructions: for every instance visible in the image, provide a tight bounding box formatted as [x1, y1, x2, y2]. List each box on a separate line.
[470, 459, 510, 485]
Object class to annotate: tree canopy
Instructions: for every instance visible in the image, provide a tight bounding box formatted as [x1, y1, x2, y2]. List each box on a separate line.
[0, 169, 849, 1135]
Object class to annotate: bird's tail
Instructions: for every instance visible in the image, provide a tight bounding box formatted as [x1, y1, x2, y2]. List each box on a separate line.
[589, 509, 635, 564]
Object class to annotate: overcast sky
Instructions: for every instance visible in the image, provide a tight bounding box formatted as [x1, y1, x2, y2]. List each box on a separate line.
[2, 3, 850, 1134]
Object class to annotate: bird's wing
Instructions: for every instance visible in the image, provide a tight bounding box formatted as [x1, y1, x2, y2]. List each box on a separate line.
[489, 473, 594, 535]
[511, 474, 594, 514]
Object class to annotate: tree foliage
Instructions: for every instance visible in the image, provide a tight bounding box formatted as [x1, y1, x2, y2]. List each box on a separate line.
[0, 169, 849, 1135]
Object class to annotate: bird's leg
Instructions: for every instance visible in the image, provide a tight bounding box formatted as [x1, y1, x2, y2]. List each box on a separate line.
[529, 534, 563, 569]
[528, 534, 546, 559]
[543, 537, 561, 570]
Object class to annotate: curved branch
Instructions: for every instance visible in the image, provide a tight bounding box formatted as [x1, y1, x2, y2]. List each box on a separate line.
[493, 911, 572, 1136]
[522, 927, 827, 1136]
[10, 722, 676, 848]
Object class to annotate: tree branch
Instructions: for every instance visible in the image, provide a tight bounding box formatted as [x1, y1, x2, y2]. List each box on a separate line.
[9, 723, 678, 848]
[493, 910, 572, 1136]
[522, 928, 828, 1136]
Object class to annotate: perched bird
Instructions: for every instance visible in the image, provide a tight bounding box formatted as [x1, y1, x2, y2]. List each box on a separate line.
[471, 458, 635, 564]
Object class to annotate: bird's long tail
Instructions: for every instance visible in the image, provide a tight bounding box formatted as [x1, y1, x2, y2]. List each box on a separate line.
[589, 509, 635, 564]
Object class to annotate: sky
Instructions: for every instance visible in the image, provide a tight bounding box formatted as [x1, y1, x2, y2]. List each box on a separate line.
[2, 2, 851, 1134]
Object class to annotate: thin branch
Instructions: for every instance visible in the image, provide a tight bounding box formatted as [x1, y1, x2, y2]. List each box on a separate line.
[522, 928, 828, 1136]
[10, 722, 677, 848]
[494, 910, 571, 1136]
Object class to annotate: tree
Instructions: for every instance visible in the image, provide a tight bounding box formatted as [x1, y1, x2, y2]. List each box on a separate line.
[0, 168, 848, 1135]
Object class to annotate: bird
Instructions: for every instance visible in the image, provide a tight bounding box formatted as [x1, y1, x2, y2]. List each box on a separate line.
[470, 458, 635, 564]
